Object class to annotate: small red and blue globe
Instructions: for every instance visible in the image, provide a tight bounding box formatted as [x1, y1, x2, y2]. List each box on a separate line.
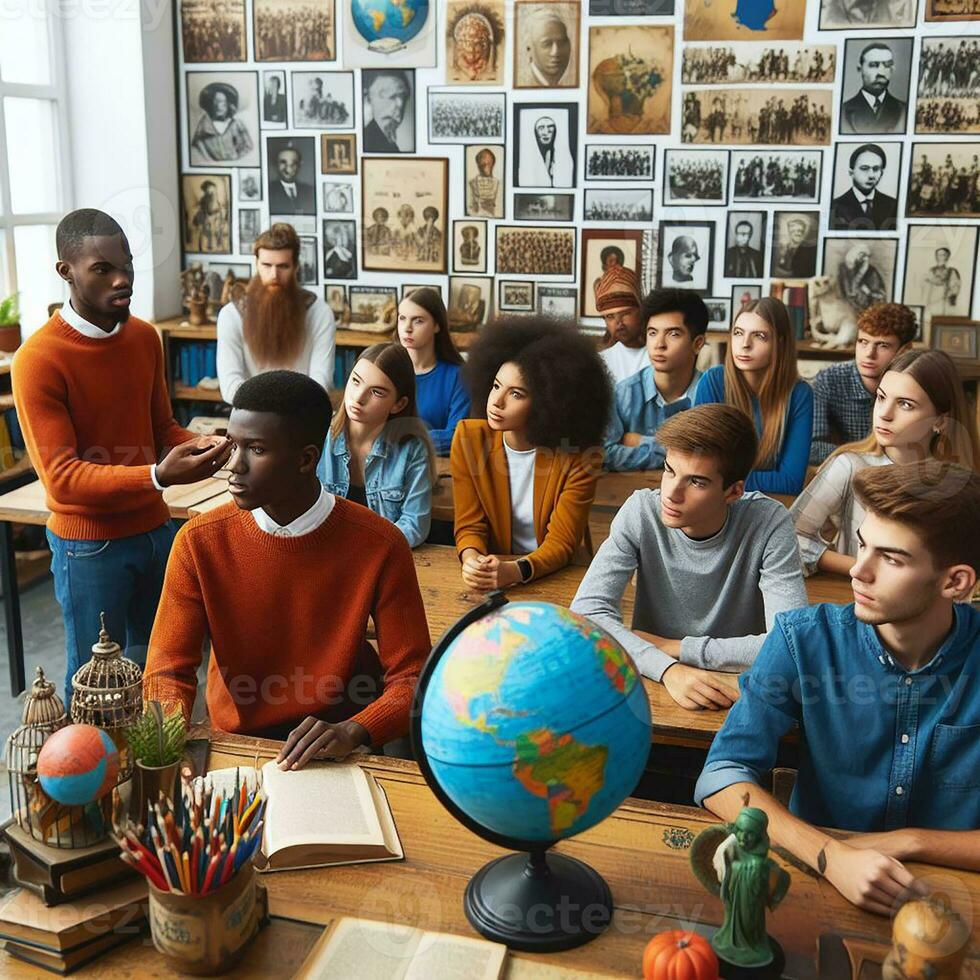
[36, 725, 120, 806]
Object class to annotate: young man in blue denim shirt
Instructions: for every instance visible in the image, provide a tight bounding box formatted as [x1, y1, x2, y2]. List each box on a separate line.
[697, 461, 980, 915]
[603, 289, 707, 472]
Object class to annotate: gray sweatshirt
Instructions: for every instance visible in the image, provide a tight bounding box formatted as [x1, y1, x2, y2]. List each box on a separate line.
[570, 490, 807, 682]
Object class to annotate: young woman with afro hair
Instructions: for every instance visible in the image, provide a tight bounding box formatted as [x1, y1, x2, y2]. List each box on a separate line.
[450, 317, 613, 590]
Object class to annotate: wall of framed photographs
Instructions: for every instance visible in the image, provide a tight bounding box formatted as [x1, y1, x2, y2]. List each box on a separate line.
[174, 0, 980, 347]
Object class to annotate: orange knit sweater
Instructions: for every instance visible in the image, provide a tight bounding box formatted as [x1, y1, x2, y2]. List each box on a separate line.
[12, 313, 193, 540]
[142, 498, 431, 745]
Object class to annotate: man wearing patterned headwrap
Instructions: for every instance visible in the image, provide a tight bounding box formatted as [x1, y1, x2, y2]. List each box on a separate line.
[595, 264, 647, 385]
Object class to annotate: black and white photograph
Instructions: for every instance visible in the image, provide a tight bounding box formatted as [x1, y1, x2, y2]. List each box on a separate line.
[839, 38, 913, 135]
[664, 149, 729, 206]
[821, 237, 898, 326]
[428, 90, 506, 142]
[537, 285, 578, 318]
[589, 0, 674, 10]
[498, 279, 536, 312]
[261, 70, 287, 127]
[770, 212, 820, 278]
[514, 1, 580, 89]
[585, 145, 655, 181]
[682, 43, 836, 84]
[465, 145, 505, 217]
[322, 219, 358, 280]
[448, 276, 493, 332]
[903, 224, 979, 319]
[180, 0, 246, 62]
[238, 208, 260, 250]
[254, 0, 334, 61]
[584, 189, 654, 222]
[907, 142, 980, 217]
[723, 212, 767, 280]
[732, 151, 822, 204]
[705, 297, 732, 331]
[266, 136, 317, 216]
[291, 71, 354, 128]
[732, 283, 762, 315]
[915, 37, 980, 135]
[298, 235, 318, 285]
[819, 0, 918, 29]
[238, 168, 262, 202]
[681, 89, 832, 145]
[362, 69, 416, 152]
[513, 103, 578, 188]
[322, 180, 354, 213]
[657, 220, 714, 295]
[453, 219, 488, 273]
[830, 141, 902, 231]
[187, 72, 259, 167]
[495, 226, 576, 276]
[181, 174, 231, 254]
[513, 193, 575, 222]
[349, 285, 398, 331]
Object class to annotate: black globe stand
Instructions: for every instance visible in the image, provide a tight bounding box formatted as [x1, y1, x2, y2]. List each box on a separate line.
[411, 592, 616, 954]
[464, 848, 613, 952]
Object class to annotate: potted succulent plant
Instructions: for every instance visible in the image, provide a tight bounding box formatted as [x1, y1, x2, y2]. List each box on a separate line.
[125, 701, 187, 818]
[0, 292, 21, 352]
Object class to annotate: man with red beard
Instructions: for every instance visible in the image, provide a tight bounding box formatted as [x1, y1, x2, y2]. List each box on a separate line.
[217, 222, 336, 403]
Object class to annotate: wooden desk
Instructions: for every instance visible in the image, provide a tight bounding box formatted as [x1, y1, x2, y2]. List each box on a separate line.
[0, 476, 231, 696]
[11, 733, 974, 979]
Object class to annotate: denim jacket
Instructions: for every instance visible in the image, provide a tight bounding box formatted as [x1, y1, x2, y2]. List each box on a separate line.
[317, 428, 432, 548]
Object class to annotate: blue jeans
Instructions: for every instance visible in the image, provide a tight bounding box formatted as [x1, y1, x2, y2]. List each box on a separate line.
[47, 522, 177, 697]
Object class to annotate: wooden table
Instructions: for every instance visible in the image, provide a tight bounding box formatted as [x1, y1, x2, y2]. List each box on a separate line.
[9, 732, 975, 979]
[0, 476, 231, 696]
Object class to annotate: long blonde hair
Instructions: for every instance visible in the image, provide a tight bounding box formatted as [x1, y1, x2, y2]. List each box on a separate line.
[723, 297, 799, 468]
[830, 348, 979, 472]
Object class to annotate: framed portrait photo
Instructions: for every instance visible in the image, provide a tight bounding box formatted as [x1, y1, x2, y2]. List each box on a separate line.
[513, 193, 574, 222]
[684, 0, 805, 40]
[820, 236, 899, 325]
[448, 276, 493, 333]
[495, 226, 576, 277]
[723, 212, 768, 280]
[254, 0, 335, 61]
[321, 180, 354, 213]
[931, 319, 980, 362]
[705, 297, 732, 332]
[446, 0, 506, 85]
[181, 173, 231, 254]
[829, 141, 902, 232]
[513, 102, 578, 188]
[321, 134, 357, 174]
[770, 211, 820, 279]
[324, 283, 348, 320]
[498, 279, 536, 313]
[916, 37, 980, 135]
[297, 235, 318, 285]
[322, 219, 358, 280]
[732, 283, 762, 315]
[180, 0, 246, 63]
[657, 220, 715, 296]
[820, 0, 918, 29]
[580, 228, 644, 317]
[291, 70, 354, 129]
[453, 219, 488, 274]
[464, 144, 505, 218]
[238, 168, 262, 202]
[428, 90, 506, 142]
[732, 150, 823, 204]
[361, 156, 449, 274]
[266, 135, 317, 216]
[261, 70, 287, 128]
[839, 37, 913, 136]
[903, 224, 979, 320]
[362, 69, 416, 153]
[348, 285, 398, 332]
[584, 188, 654, 223]
[514, 1, 580, 89]
[186, 71, 260, 168]
[238, 208, 260, 251]
[585, 144, 655, 181]
[664, 149, 730, 207]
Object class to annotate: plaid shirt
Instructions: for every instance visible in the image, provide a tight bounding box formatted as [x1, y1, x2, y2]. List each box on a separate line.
[809, 360, 874, 465]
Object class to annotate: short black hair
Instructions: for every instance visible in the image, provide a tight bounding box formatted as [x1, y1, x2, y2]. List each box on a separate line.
[232, 370, 332, 450]
[734, 220, 754, 234]
[639, 288, 709, 341]
[56, 209, 126, 262]
[849, 143, 887, 169]
[463, 317, 612, 451]
[859, 42, 893, 63]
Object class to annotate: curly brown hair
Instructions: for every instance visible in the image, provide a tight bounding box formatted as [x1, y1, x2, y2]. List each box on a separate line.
[856, 302, 917, 347]
[253, 222, 300, 264]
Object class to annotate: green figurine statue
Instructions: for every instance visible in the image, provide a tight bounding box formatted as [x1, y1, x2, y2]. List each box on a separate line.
[690, 806, 791, 976]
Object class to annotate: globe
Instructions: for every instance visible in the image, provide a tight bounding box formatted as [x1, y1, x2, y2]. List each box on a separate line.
[37, 724, 119, 806]
[414, 596, 652, 951]
[351, 0, 429, 49]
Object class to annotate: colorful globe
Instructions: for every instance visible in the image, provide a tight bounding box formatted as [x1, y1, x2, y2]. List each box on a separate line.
[351, 0, 429, 47]
[36, 724, 119, 806]
[420, 602, 651, 843]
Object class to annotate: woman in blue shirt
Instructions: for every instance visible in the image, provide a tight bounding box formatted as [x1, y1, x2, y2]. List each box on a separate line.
[396, 288, 470, 455]
[695, 297, 813, 494]
[317, 342, 435, 547]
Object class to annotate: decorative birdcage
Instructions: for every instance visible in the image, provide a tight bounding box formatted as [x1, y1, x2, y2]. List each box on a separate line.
[4, 665, 110, 848]
[69, 613, 143, 782]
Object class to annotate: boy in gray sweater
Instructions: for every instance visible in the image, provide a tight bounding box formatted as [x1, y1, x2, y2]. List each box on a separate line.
[571, 404, 807, 710]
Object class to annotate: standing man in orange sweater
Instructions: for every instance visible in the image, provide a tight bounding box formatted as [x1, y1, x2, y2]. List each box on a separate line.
[13, 209, 233, 693]
[143, 371, 431, 769]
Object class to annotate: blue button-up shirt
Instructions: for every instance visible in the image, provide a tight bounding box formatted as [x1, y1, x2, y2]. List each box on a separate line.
[603, 365, 701, 471]
[317, 428, 432, 548]
[696, 602, 980, 832]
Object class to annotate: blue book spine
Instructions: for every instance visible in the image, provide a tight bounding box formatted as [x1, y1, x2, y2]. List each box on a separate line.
[205, 343, 217, 379]
[180, 345, 191, 386]
[5, 409, 24, 451]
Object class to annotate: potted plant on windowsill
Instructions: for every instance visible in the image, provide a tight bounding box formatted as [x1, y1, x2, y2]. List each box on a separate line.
[125, 701, 187, 818]
[0, 293, 21, 352]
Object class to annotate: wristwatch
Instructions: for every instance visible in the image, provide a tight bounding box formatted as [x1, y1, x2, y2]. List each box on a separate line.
[516, 558, 533, 584]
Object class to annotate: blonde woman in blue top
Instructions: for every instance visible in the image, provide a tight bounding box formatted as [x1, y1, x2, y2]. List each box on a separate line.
[318, 342, 435, 547]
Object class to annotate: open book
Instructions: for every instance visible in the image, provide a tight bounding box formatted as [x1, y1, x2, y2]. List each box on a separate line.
[295, 916, 507, 980]
[202, 761, 402, 873]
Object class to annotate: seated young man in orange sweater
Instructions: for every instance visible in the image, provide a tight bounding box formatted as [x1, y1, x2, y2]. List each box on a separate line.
[142, 371, 431, 770]
[13, 209, 232, 694]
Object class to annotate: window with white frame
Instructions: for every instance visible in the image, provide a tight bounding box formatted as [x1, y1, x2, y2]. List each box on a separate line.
[0, 5, 72, 337]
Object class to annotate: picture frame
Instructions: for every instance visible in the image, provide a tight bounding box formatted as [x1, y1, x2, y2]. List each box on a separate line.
[453, 219, 488, 274]
[829, 141, 903, 232]
[513, 193, 575, 222]
[291, 70, 354, 129]
[180, 0, 246, 63]
[448, 275, 493, 333]
[682, 42, 836, 84]
[684, 0, 805, 40]
[907, 142, 980, 218]
[820, 236, 900, 328]
[537, 284, 578, 319]
[770, 211, 820, 279]
[704, 297, 732, 332]
[181, 173, 231, 254]
[905, 304, 926, 343]
[321, 180, 354, 213]
[324, 283, 348, 319]
[238, 208, 260, 251]
[732, 283, 762, 315]
[656, 220, 715, 296]
[498, 279, 536, 313]
[903, 224, 979, 321]
[585, 144, 655, 181]
[916, 37, 980, 135]
[322, 219, 358, 280]
[495, 225, 576, 277]
[682, 89, 832, 145]
[186, 71, 260, 168]
[446, 0, 506, 85]
[931, 319, 980, 362]
[513, 102, 578, 188]
[238, 168, 262, 202]
[925, 0, 980, 19]
[839, 37, 913, 137]
[260, 70, 287, 128]
[321, 134, 357, 174]
[464, 144, 506, 218]
[723, 212, 768, 280]
[428, 90, 506, 142]
[362, 69, 416, 153]
[348, 285, 399, 332]
[266, 135, 317, 217]
[820, 0, 918, 29]
[663, 149, 730, 207]
[361, 156, 449, 274]
[254, 0, 335, 61]
[584, 188, 654, 223]
[731, 150, 822, 205]
[297, 235, 318, 285]
[513, 1, 580, 89]
[580, 228, 644, 317]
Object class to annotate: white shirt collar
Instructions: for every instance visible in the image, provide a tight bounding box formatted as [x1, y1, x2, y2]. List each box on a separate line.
[250, 485, 334, 538]
[853, 186, 875, 203]
[862, 89, 883, 110]
[280, 180, 297, 193]
[60, 300, 122, 339]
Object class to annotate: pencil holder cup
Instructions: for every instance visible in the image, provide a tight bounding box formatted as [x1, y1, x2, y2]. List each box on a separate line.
[148, 862, 268, 975]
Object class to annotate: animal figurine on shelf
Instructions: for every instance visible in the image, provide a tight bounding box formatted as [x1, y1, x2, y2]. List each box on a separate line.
[808, 275, 859, 349]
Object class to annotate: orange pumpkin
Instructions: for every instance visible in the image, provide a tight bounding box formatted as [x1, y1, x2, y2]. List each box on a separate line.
[643, 930, 720, 980]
